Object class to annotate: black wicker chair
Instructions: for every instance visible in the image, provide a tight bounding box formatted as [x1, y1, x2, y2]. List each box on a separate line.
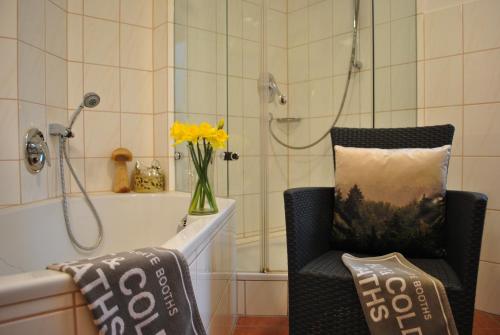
[284, 125, 488, 335]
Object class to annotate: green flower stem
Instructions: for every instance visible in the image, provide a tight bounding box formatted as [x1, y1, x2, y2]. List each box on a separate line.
[187, 140, 218, 215]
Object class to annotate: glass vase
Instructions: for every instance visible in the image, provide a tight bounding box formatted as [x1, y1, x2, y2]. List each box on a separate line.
[188, 159, 218, 215]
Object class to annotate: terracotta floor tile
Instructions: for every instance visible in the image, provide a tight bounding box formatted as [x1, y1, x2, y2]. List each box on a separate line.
[472, 328, 500, 335]
[237, 316, 288, 328]
[236, 310, 500, 335]
[233, 326, 288, 335]
[475, 311, 500, 329]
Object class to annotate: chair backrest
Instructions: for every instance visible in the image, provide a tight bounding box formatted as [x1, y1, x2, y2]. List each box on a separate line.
[330, 125, 455, 168]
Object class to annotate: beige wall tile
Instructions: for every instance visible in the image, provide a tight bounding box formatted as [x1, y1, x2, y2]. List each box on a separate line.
[121, 0, 153, 27]
[447, 156, 462, 191]
[480, 210, 500, 264]
[83, 64, 120, 112]
[288, 7, 307, 47]
[84, 0, 119, 21]
[19, 0, 44, 48]
[424, 5, 462, 59]
[464, 103, 500, 156]
[19, 42, 45, 104]
[463, 0, 500, 53]
[0, 100, 19, 160]
[463, 157, 500, 210]
[120, 69, 153, 114]
[391, 16, 417, 65]
[187, 28, 216, 73]
[464, 48, 500, 105]
[84, 111, 120, 157]
[424, 55, 462, 107]
[309, 39, 332, 80]
[0, 0, 17, 38]
[475, 261, 500, 314]
[67, 62, 83, 109]
[121, 113, 154, 157]
[45, 1, 67, 59]
[120, 24, 153, 70]
[188, 0, 217, 32]
[268, 9, 287, 47]
[84, 17, 119, 66]
[84, 158, 114, 191]
[46, 54, 68, 109]
[67, 14, 83, 62]
[245, 281, 287, 316]
[391, 0, 415, 19]
[425, 106, 463, 155]
[154, 0, 168, 27]
[68, 0, 83, 14]
[153, 24, 167, 70]
[0, 38, 17, 99]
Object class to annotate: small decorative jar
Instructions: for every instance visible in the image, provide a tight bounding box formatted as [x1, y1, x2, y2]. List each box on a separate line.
[133, 160, 165, 193]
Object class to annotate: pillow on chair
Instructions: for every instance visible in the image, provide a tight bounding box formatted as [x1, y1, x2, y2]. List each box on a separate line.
[332, 144, 452, 258]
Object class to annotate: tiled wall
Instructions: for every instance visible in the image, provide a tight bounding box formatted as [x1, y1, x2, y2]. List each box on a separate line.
[153, 0, 175, 188]
[373, 0, 418, 127]
[0, 0, 172, 206]
[0, 0, 68, 205]
[66, 0, 156, 193]
[416, 0, 500, 314]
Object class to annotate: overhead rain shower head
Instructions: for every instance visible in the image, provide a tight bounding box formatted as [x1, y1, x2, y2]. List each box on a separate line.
[83, 92, 100, 108]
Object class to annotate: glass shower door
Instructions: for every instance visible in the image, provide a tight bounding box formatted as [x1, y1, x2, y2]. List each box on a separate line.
[174, 0, 418, 274]
[173, 0, 230, 201]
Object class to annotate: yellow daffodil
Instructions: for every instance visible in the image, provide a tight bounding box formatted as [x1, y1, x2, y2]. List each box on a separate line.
[217, 119, 225, 130]
[170, 119, 228, 147]
[209, 129, 229, 149]
[170, 121, 187, 145]
[199, 122, 217, 139]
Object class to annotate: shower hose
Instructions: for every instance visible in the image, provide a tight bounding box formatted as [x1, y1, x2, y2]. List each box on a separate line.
[59, 136, 103, 251]
[269, 0, 360, 150]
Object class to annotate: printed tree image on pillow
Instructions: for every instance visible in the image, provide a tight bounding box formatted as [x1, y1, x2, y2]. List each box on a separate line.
[332, 145, 452, 258]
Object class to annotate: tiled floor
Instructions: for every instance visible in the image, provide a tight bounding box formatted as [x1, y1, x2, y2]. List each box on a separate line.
[234, 311, 500, 335]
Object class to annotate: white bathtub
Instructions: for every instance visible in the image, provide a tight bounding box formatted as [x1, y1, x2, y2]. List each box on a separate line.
[0, 192, 237, 335]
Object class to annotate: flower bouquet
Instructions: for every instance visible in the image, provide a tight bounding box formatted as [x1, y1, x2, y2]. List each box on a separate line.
[170, 119, 228, 215]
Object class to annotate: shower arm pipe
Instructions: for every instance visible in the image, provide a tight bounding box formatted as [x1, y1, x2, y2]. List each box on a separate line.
[68, 104, 84, 130]
[268, 0, 360, 150]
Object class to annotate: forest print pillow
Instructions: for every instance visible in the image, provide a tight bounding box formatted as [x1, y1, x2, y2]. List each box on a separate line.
[332, 144, 452, 258]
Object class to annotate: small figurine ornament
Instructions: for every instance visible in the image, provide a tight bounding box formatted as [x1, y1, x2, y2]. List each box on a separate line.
[111, 148, 133, 193]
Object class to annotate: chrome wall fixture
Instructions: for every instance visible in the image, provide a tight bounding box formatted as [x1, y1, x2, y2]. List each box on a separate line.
[24, 128, 50, 174]
[259, 73, 287, 105]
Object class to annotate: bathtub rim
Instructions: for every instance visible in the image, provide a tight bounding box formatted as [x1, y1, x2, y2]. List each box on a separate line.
[0, 191, 235, 307]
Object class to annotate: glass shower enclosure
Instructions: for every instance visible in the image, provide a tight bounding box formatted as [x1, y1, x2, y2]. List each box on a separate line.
[173, 0, 417, 273]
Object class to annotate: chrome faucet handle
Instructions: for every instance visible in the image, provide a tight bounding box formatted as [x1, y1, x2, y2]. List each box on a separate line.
[278, 94, 287, 105]
[24, 128, 51, 173]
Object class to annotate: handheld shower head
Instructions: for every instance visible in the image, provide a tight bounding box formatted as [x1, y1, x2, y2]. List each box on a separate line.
[83, 92, 100, 108]
[68, 92, 101, 130]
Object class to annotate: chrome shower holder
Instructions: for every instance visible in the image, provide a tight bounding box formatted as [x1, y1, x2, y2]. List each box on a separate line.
[259, 73, 287, 105]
